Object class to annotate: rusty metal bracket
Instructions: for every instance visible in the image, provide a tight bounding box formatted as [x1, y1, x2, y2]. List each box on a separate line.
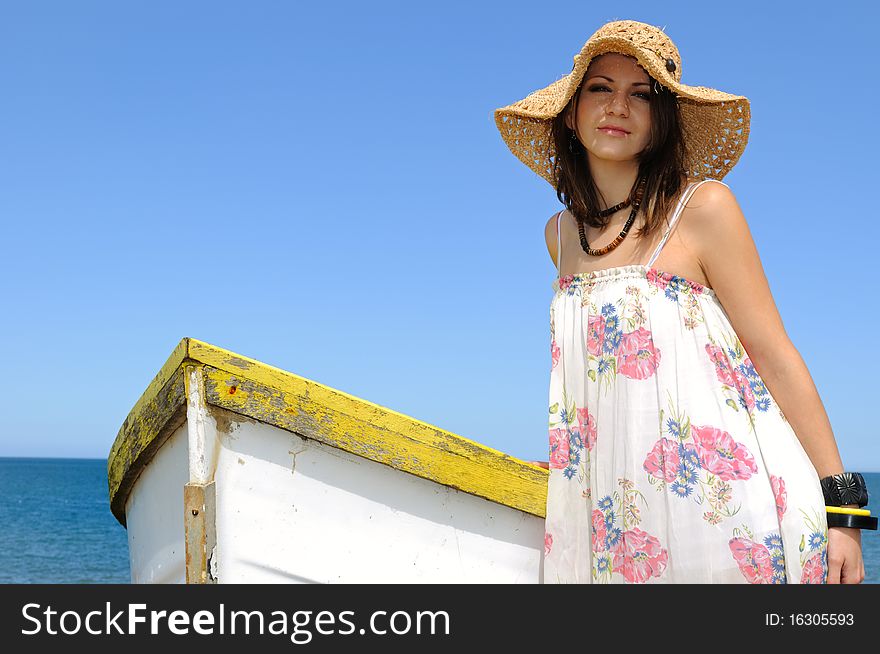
[184, 481, 217, 584]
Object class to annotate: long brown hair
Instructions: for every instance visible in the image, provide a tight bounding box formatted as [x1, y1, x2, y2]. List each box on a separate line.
[550, 55, 689, 241]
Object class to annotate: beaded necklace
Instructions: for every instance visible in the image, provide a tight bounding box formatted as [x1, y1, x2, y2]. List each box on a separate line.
[577, 177, 648, 256]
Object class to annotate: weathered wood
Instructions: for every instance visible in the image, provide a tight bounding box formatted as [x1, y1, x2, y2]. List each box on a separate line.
[184, 363, 218, 485]
[108, 365, 187, 526]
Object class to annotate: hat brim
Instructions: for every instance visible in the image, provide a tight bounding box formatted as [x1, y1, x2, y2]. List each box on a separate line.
[494, 36, 750, 186]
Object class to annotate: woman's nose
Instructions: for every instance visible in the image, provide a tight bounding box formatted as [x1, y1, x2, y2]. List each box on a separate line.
[605, 91, 629, 116]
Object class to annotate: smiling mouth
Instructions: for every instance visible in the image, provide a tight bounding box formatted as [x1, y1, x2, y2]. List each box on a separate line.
[598, 127, 629, 136]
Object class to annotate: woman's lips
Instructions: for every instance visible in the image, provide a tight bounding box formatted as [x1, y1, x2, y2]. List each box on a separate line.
[598, 127, 629, 137]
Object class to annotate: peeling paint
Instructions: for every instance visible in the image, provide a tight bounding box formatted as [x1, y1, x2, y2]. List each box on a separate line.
[212, 410, 239, 435]
[208, 545, 218, 582]
[288, 445, 308, 475]
[185, 365, 218, 486]
[107, 368, 187, 526]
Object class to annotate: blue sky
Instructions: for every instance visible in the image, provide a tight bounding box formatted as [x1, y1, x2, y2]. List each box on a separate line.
[1, 1, 878, 471]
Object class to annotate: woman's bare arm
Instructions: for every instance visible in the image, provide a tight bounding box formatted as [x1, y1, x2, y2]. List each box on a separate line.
[689, 182, 864, 583]
[687, 182, 848, 480]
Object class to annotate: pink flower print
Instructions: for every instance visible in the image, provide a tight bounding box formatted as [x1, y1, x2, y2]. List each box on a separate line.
[729, 537, 775, 583]
[550, 339, 560, 370]
[800, 552, 827, 584]
[548, 428, 570, 470]
[706, 344, 761, 411]
[591, 509, 607, 553]
[646, 268, 668, 291]
[732, 366, 756, 410]
[616, 327, 661, 380]
[705, 343, 737, 387]
[643, 438, 681, 483]
[558, 275, 574, 292]
[703, 511, 722, 525]
[544, 532, 553, 556]
[576, 407, 598, 451]
[770, 475, 787, 522]
[586, 314, 606, 356]
[691, 424, 758, 481]
[611, 527, 669, 583]
[647, 269, 705, 298]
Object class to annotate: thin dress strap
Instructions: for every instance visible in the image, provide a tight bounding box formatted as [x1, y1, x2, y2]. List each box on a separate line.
[645, 179, 727, 268]
[556, 210, 564, 272]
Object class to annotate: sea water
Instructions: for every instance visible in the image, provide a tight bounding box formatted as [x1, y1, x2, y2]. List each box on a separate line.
[0, 458, 130, 583]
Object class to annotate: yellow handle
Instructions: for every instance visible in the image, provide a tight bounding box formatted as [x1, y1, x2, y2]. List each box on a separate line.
[825, 506, 871, 516]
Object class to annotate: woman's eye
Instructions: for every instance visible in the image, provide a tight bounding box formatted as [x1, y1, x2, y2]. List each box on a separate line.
[588, 85, 650, 100]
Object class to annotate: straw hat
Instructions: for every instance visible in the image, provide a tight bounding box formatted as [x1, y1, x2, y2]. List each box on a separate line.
[493, 20, 750, 187]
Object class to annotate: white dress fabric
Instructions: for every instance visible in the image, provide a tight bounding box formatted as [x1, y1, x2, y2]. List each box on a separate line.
[543, 179, 829, 584]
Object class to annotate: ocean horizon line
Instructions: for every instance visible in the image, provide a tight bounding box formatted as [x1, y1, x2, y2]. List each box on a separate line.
[0, 455, 111, 463]
[2, 455, 879, 474]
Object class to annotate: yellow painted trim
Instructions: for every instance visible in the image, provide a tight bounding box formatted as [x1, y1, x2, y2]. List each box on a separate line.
[108, 338, 548, 526]
[107, 339, 190, 525]
[107, 337, 187, 485]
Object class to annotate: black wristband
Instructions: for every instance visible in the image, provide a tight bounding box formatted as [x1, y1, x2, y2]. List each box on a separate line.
[820, 472, 869, 507]
[826, 512, 878, 530]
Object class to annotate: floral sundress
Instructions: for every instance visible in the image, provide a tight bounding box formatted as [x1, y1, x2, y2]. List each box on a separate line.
[544, 179, 828, 584]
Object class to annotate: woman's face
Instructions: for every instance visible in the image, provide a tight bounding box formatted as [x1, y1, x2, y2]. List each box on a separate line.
[565, 53, 653, 164]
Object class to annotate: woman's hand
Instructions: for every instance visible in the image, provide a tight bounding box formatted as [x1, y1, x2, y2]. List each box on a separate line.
[826, 526, 864, 584]
[528, 461, 549, 469]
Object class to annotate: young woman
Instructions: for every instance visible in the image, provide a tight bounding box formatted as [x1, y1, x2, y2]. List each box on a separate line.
[494, 20, 870, 583]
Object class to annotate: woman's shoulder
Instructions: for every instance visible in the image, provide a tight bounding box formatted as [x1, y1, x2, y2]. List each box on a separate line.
[680, 179, 751, 264]
[690, 178, 736, 203]
[684, 179, 741, 218]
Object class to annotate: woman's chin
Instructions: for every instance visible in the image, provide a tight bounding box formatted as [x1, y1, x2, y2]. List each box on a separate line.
[585, 149, 641, 164]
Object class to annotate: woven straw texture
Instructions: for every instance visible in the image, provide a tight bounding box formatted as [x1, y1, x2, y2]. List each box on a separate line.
[494, 20, 751, 186]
